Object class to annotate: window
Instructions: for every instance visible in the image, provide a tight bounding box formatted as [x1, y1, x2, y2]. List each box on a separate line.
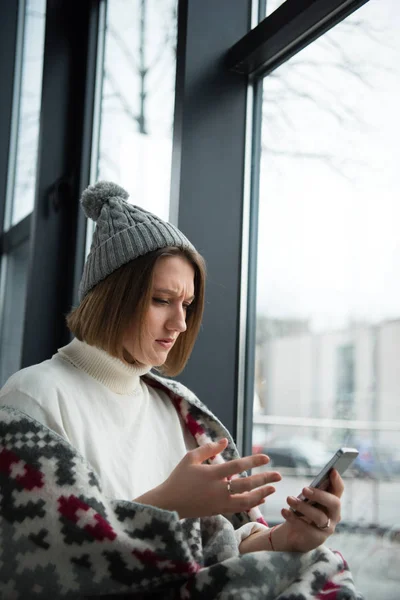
[93, 0, 178, 221]
[8, 0, 46, 228]
[252, 1, 400, 597]
[0, 0, 46, 385]
[336, 344, 355, 421]
[0, 240, 30, 384]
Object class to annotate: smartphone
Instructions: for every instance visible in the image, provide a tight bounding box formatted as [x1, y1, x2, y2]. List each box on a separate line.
[295, 447, 359, 507]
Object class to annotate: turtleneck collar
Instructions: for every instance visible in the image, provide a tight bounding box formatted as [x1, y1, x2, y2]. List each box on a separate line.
[57, 338, 152, 395]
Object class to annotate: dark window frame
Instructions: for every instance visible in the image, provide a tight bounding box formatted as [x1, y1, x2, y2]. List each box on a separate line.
[20, 0, 101, 368]
[0, 0, 371, 456]
[0, 1, 22, 240]
[173, 0, 370, 454]
[226, 0, 371, 77]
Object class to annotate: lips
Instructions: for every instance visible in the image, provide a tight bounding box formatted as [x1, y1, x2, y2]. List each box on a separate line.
[156, 338, 175, 349]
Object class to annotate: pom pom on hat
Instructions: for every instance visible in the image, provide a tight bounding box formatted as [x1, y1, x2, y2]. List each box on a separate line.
[81, 181, 129, 222]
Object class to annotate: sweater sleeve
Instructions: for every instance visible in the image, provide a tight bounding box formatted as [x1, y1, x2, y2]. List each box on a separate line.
[0, 388, 70, 442]
[0, 389, 51, 426]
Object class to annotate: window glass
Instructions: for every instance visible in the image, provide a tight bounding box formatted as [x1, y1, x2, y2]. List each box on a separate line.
[10, 0, 46, 227]
[0, 0, 46, 383]
[94, 0, 178, 221]
[253, 1, 400, 598]
[0, 241, 29, 385]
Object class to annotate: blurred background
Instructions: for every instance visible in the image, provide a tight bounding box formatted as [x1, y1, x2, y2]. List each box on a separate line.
[0, 1, 399, 597]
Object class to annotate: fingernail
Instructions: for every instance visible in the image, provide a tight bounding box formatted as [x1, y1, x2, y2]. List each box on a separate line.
[288, 496, 299, 504]
[303, 487, 313, 495]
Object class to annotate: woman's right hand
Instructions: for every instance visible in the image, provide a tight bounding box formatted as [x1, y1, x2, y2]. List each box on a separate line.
[135, 438, 281, 519]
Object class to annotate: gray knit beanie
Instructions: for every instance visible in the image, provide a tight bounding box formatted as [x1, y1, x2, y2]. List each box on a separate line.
[78, 181, 195, 300]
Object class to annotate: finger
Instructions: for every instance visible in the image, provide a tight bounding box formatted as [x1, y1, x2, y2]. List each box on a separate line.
[286, 496, 326, 527]
[281, 507, 309, 527]
[213, 454, 270, 478]
[329, 469, 345, 498]
[188, 439, 228, 464]
[228, 471, 281, 494]
[302, 485, 342, 517]
[287, 494, 339, 529]
[229, 484, 276, 512]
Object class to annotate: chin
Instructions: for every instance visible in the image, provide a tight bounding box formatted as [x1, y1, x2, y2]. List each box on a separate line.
[143, 351, 167, 366]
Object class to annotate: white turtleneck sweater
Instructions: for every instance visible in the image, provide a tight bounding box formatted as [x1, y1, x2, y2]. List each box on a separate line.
[0, 339, 266, 545]
[0, 338, 197, 501]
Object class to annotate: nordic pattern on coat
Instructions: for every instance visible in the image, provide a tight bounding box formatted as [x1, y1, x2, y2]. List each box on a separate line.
[0, 371, 362, 599]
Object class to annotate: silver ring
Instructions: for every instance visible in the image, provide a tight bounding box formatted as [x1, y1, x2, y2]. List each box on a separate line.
[318, 517, 331, 530]
[227, 479, 234, 494]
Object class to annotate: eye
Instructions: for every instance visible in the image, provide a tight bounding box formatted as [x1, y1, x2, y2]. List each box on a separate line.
[153, 298, 169, 305]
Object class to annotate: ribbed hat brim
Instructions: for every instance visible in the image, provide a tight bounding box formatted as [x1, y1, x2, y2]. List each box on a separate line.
[79, 221, 195, 300]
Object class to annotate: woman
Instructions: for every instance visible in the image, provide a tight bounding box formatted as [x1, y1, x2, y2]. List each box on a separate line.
[0, 182, 359, 599]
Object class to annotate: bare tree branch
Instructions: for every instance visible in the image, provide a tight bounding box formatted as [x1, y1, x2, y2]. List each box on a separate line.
[104, 71, 141, 128]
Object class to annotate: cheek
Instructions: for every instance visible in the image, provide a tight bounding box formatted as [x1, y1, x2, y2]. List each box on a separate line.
[122, 319, 140, 350]
[145, 306, 163, 331]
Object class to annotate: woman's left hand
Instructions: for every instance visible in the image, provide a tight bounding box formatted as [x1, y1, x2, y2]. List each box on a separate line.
[239, 469, 344, 554]
[275, 468, 344, 552]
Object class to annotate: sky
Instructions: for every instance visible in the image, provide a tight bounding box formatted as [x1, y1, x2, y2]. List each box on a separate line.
[257, 0, 400, 331]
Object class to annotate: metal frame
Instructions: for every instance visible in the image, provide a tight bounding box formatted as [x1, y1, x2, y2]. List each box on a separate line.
[0, 0, 25, 235]
[170, 0, 371, 448]
[72, 0, 106, 303]
[0, 0, 26, 378]
[226, 0, 370, 77]
[0, 214, 31, 255]
[226, 0, 371, 455]
[0, 0, 373, 453]
[21, 0, 100, 367]
[171, 0, 253, 438]
[238, 76, 264, 456]
[0, 2, 19, 234]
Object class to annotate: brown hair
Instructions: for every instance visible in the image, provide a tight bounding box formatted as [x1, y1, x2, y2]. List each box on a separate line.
[66, 247, 206, 376]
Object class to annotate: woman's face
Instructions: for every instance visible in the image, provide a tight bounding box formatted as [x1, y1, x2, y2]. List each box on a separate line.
[122, 255, 195, 366]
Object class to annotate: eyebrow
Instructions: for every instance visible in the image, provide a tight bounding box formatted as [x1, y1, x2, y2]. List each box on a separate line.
[153, 288, 195, 302]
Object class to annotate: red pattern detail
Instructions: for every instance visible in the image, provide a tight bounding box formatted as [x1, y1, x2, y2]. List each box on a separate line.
[132, 548, 200, 574]
[316, 572, 345, 599]
[181, 406, 205, 438]
[332, 550, 348, 569]
[58, 495, 116, 541]
[145, 377, 270, 532]
[0, 447, 44, 490]
[144, 377, 206, 438]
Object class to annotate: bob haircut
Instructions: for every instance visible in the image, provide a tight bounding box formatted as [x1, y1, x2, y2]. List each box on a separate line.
[66, 247, 206, 376]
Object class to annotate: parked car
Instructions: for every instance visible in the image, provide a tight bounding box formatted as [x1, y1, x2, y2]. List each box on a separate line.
[352, 440, 397, 480]
[260, 436, 333, 476]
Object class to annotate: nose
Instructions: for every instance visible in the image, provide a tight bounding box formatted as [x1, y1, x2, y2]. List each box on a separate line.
[167, 305, 187, 333]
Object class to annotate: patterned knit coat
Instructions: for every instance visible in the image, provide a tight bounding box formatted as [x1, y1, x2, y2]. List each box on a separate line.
[0, 371, 362, 599]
